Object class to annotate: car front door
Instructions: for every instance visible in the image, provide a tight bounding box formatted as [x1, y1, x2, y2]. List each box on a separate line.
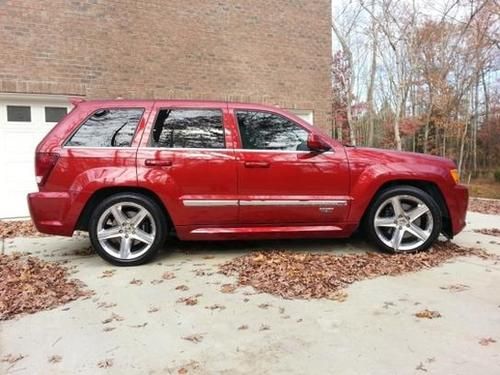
[137, 102, 238, 228]
[231, 107, 350, 225]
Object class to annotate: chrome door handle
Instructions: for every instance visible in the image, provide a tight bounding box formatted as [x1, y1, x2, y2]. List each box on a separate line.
[244, 161, 270, 168]
[145, 159, 172, 167]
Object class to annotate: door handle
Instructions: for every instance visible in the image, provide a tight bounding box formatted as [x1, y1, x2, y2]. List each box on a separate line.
[145, 159, 172, 167]
[244, 161, 270, 168]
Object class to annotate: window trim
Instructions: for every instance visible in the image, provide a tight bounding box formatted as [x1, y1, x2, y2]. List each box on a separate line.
[234, 109, 311, 152]
[63, 107, 145, 149]
[148, 107, 226, 150]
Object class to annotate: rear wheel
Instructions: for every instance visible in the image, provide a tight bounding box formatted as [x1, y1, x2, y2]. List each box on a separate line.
[366, 186, 442, 253]
[88, 193, 167, 266]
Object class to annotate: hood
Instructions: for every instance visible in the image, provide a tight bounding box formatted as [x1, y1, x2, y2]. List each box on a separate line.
[346, 147, 456, 169]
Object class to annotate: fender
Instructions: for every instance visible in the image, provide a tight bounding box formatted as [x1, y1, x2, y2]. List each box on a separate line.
[346, 147, 456, 223]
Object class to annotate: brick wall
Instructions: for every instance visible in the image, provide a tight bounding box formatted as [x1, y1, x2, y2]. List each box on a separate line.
[0, 0, 333, 129]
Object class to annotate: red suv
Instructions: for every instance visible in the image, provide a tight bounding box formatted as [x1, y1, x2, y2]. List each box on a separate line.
[28, 99, 468, 265]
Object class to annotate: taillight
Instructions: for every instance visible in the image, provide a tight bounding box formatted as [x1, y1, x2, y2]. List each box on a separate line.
[35, 152, 59, 187]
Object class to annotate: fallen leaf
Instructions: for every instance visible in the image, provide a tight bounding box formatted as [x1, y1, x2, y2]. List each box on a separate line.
[258, 303, 271, 309]
[259, 324, 270, 331]
[1, 354, 25, 364]
[238, 324, 249, 330]
[150, 279, 164, 285]
[415, 309, 442, 319]
[416, 362, 428, 372]
[220, 284, 237, 293]
[148, 306, 160, 313]
[97, 358, 114, 368]
[130, 278, 143, 286]
[48, 355, 62, 363]
[182, 334, 204, 343]
[205, 304, 226, 311]
[102, 313, 124, 324]
[103, 327, 116, 332]
[175, 285, 189, 291]
[479, 337, 496, 346]
[177, 296, 199, 306]
[440, 284, 470, 292]
[97, 302, 117, 309]
[100, 270, 115, 278]
[162, 272, 176, 280]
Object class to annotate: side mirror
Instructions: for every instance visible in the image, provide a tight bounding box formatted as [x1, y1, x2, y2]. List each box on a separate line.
[307, 133, 331, 153]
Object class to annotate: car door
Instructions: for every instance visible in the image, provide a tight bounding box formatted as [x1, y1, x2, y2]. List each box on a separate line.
[136, 102, 238, 227]
[231, 106, 350, 225]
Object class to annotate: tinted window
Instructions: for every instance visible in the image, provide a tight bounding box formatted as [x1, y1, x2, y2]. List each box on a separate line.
[66, 108, 144, 147]
[45, 107, 67, 122]
[151, 109, 225, 149]
[236, 111, 309, 151]
[7, 106, 31, 122]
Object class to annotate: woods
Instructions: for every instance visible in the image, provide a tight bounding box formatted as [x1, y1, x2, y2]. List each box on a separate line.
[331, 0, 499, 180]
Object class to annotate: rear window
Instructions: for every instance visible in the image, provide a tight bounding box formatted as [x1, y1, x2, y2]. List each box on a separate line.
[66, 108, 144, 147]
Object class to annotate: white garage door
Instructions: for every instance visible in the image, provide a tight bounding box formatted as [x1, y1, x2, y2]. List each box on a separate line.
[0, 94, 72, 218]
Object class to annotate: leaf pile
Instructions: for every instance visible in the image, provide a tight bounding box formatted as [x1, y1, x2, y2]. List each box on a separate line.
[469, 198, 500, 215]
[219, 242, 494, 300]
[474, 228, 500, 237]
[0, 220, 44, 239]
[0, 254, 91, 320]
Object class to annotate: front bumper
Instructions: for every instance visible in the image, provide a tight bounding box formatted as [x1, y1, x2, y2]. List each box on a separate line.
[447, 184, 469, 236]
[28, 191, 81, 236]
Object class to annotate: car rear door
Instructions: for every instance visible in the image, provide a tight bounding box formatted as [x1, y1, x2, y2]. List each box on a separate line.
[136, 101, 238, 227]
[230, 105, 350, 225]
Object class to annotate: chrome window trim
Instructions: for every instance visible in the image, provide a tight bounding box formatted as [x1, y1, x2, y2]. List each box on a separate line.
[138, 147, 334, 154]
[62, 146, 135, 150]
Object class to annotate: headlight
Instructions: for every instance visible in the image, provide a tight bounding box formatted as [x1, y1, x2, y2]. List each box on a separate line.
[450, 169, 460, 184]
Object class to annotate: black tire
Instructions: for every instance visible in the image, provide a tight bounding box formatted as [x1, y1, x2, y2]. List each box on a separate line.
[88, 193, 167, 266]
[365, 185, 442, 253]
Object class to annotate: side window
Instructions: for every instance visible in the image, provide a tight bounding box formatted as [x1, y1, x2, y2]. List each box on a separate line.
[236, 111, 309, 151]
[151, 109, 225, 149]
[66, 108, 144, 147]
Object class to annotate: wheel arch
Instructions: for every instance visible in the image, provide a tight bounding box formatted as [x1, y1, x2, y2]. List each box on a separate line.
[75, 186, 173, 232]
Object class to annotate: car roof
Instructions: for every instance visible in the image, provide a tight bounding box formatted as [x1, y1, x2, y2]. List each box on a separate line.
[71, 98, 285, 111]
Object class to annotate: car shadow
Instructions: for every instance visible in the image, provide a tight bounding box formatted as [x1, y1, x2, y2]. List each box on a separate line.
[161, 230, 379, 259]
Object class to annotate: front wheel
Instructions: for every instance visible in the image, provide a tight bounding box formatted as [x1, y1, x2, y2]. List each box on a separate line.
[365, 186, 442, 253]
[88, 193, 167, 266]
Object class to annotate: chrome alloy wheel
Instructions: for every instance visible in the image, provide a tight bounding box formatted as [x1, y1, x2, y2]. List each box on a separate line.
[373, 195, 433, 252]
[96, 202, 156, 260]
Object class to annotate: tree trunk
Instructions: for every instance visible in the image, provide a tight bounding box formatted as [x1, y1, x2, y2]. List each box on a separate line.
[367, 0, 377, 147]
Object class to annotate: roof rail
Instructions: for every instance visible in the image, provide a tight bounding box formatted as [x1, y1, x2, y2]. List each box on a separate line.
[69, 97, 86, 106]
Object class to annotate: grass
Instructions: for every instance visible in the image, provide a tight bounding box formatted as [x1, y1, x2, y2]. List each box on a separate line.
[467, 179, 500, 199]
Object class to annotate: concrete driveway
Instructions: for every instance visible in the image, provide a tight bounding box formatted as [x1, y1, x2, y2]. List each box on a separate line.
[1, 211, 499, 374]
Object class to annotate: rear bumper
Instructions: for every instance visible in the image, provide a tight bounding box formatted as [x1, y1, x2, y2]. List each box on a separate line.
[447, 184, 468, 236]
[28, 192, 80, 236]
